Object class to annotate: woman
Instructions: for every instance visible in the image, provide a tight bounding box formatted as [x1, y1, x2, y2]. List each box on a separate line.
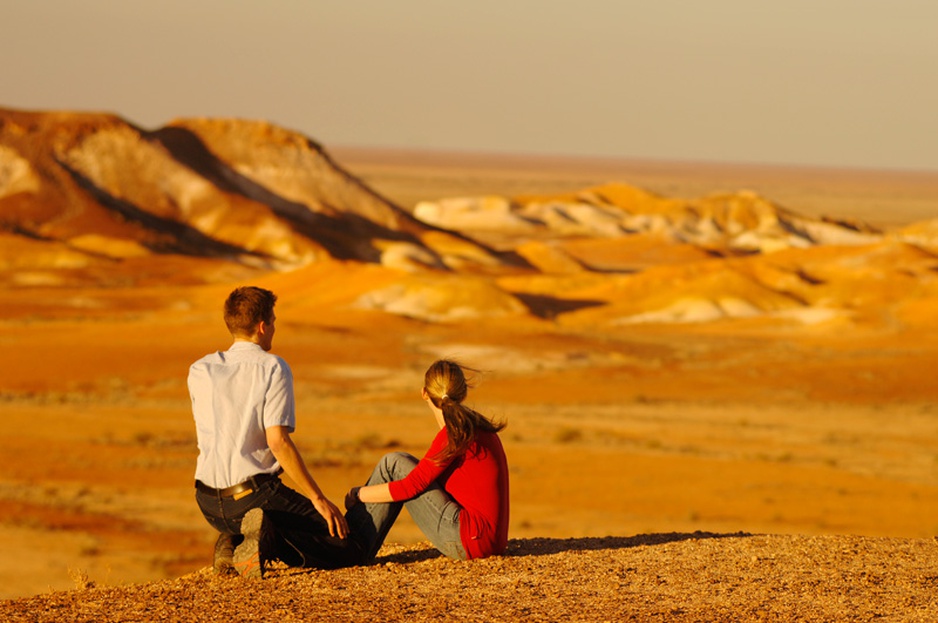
[345, 360, 509, 561]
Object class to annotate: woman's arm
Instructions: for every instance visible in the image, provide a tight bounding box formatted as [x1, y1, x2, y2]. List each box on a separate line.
[346, 483, 394, 508]
[346, 431, 452, 509]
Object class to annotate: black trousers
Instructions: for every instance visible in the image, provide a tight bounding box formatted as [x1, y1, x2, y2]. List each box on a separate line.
[196, 477, 363, 569]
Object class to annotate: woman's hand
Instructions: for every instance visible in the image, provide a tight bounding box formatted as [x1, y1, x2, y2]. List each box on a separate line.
[345, 487, 361, 511]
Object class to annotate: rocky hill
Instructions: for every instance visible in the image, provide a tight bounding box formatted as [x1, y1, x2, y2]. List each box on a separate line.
[0, 108, 507, 281]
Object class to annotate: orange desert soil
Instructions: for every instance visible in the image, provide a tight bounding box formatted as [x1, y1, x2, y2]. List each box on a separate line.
[3, 536, 937, 622]
[2, 148, 938, 620]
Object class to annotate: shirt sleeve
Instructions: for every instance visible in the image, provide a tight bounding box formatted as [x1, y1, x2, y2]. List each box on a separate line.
[387, 429, 453, 501]
[264, 356, 296, 432]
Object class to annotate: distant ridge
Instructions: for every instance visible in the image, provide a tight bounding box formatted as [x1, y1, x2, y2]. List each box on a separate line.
[415, 182, 884, 256]
[3, 107, 937, 327]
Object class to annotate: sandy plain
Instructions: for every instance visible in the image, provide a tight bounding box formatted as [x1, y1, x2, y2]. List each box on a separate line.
[2, 148, 938, 605]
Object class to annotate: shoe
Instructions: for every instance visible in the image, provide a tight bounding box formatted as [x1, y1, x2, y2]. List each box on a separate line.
[213, 532, 237, 576]
[233, 508, 267, 579]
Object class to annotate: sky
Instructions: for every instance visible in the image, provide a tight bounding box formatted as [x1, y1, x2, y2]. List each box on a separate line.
[2, 1, 936, 171]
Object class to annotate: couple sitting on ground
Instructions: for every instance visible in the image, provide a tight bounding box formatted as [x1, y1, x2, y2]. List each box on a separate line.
[189, 286, 510, 577]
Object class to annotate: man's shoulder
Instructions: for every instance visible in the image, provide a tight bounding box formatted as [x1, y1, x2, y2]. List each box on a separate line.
[189, 350, 223, 368]
[257, 351, 292, 375]
[267, 353, 293, 377]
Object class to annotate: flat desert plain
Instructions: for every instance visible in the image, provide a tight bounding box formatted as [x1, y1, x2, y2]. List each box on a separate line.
[2, 148, 938, 601]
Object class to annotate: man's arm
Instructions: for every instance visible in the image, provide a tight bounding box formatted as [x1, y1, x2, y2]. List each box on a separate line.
[266, 425, 349, 539]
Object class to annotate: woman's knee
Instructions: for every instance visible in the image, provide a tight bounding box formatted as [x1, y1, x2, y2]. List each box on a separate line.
[378, 451, 418, 480]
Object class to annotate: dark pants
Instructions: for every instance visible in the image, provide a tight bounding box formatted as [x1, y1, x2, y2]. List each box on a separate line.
[196, 477, 363, 569]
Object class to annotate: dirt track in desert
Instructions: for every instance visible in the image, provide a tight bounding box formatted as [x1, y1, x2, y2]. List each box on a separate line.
[2, 147, 938, 601]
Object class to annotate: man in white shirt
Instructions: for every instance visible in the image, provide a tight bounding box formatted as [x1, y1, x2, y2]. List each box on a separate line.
[190, 286, 360, 577]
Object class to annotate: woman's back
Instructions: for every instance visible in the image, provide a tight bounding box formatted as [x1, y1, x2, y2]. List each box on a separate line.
[441, 430, 509, 559]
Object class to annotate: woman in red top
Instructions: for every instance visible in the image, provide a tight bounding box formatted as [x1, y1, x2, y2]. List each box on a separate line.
[345, 360, 509, 561]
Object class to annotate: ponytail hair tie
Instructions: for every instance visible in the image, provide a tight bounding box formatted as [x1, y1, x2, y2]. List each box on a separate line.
[441, 393, 449, 400]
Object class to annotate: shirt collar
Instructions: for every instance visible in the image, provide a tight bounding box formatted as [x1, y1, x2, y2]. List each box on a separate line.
[229, 340, 263, 352]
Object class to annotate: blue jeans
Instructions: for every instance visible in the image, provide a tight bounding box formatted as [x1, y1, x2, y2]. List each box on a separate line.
[196, 477, 362, 569]
[346, 452, 467, 561]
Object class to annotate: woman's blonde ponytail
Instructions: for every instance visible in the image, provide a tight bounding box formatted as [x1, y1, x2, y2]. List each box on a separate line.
[424, 359, 505, 463]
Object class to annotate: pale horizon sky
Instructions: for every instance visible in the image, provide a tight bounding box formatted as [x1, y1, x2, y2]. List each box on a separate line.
[3, 1, 936, 171]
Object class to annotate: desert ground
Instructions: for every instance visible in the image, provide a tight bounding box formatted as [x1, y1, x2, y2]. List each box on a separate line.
[5, 535, 938, 622]
[2, 135, 938, 613]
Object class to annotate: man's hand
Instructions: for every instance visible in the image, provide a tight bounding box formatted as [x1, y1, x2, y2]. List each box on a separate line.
[266, 426, 350, 539]
[312, 496, 349, 539]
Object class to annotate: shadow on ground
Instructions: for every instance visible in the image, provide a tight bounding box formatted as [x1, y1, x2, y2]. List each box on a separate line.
[508, 532, 753, 557]
[374, 531, 753, 565]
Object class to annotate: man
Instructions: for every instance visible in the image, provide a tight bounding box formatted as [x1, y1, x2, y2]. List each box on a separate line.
[189, 286, 360, 577]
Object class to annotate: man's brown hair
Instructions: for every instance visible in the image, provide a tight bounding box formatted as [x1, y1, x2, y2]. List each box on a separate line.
[224, 286, 277, 337]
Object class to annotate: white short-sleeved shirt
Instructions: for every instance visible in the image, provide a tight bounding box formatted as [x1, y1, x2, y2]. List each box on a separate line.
[189, 340, 296, 488]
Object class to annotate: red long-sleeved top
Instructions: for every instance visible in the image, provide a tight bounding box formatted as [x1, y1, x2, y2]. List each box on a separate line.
[388, 427, 509, 560]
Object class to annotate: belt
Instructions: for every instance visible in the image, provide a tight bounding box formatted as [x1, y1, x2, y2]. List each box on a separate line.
[195, 471, 280, 500]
